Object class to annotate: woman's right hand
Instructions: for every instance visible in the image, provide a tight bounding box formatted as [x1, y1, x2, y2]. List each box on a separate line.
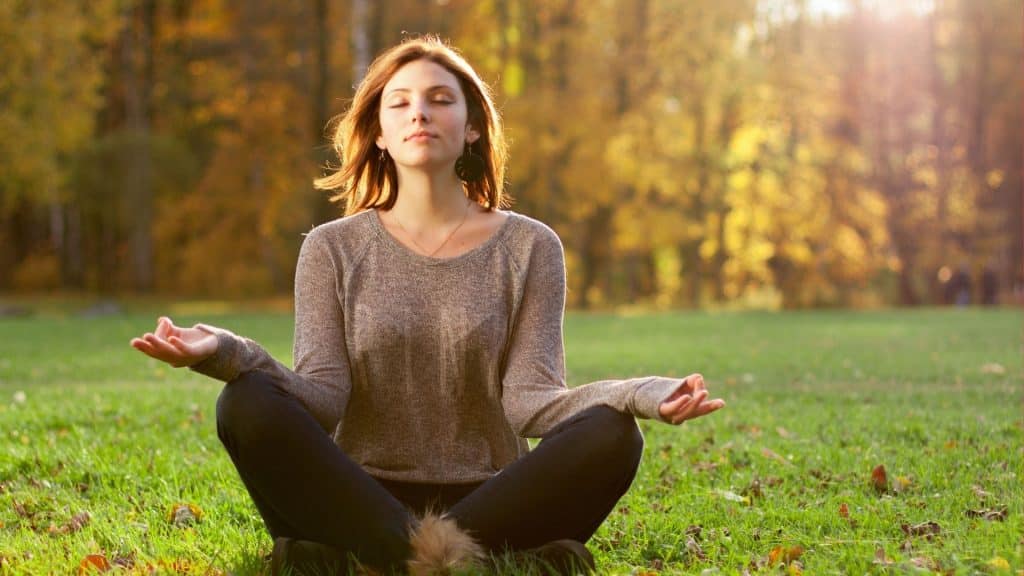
[130, 316, 218, 368]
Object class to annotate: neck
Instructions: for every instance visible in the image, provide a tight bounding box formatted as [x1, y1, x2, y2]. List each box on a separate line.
[391, 168, 469, 229]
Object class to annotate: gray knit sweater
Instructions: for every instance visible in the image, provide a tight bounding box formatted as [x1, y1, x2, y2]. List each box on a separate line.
[191, 209, 681, 483]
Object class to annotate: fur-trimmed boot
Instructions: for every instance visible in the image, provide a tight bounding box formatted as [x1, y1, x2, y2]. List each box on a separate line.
[407, 513, 484, 575]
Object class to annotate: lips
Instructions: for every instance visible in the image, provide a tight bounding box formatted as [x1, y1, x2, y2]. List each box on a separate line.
[404, 131, 436, 141]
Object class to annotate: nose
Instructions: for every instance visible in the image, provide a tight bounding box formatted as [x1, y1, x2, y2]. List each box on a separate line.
[410, 97, 430, 124]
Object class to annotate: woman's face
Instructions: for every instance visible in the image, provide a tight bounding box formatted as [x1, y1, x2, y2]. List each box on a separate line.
[376, 59, 479, 175]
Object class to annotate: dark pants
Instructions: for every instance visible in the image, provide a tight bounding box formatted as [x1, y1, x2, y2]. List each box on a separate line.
[216, 371, 644, 572]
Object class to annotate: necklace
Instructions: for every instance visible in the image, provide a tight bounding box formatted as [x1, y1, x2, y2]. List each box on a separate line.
[393, 198, 472, 258]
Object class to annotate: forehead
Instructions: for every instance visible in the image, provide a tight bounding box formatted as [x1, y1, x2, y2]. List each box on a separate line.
[383, 59, 463, 94]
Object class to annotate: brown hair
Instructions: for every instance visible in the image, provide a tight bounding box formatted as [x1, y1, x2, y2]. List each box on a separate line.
[315, 36, 509, 215]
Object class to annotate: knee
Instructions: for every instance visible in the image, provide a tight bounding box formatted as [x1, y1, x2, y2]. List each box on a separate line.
[580, 405, 644, 470]
[216, 371, 281, 445]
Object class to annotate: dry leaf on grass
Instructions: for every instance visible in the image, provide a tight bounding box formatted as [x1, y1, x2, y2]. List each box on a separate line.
[871, 464, 889, 494]
[872, 548, 895, 566]
[838, 502, 850, 518]
[712, 488, 750, 505]
[971, 484, 993, 499]
[892, 475, 913, 494]
[986, 556, 1010, 570]
[760, 447, 792, 466]
[78, 554, 109, 574]
[48, 511, 91, 535]
[980, 363, 1006, 375]
[966, 507, 1007, 521]
[686, 536, 707, 561]
[168, 503, 203, 527]
[901, 521, 941, 539]
[768, 545, 805, 566]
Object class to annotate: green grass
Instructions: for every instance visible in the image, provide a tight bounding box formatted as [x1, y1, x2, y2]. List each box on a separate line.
[0, 307, 1020, 574]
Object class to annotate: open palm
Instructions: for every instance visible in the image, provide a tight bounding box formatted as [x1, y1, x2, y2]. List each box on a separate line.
[658, 373, 725, 425]
[130, 316, 218, 368]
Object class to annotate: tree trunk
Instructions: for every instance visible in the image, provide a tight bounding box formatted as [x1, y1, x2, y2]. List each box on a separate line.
[121, 0, 156, 292]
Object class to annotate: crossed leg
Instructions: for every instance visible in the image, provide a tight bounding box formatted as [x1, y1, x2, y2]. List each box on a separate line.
[216, 371, 644, 571]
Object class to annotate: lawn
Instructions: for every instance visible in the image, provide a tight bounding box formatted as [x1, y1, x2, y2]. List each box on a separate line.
[0, 307, 1020, 574]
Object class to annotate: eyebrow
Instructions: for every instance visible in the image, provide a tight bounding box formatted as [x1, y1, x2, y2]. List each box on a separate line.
[383, 85, 458, 98]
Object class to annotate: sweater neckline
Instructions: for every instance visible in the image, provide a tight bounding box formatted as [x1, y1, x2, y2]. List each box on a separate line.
[368, 208, 517, 267]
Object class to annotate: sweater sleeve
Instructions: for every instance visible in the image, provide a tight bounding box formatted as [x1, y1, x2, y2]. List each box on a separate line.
[188, 228, 351, 433]
[500, 226, 683, 438]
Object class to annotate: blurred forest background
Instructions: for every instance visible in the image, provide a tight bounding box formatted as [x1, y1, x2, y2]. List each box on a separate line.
[1, 0, 1020, 309]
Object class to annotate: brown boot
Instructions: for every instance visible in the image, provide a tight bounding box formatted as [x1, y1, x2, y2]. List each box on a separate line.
[270, 537, 346, 576]
[526, 540, 595, 575]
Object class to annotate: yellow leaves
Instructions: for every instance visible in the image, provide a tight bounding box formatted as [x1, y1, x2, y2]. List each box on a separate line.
[986, 556, 1010, 570]
[78, 554, 109, 574]
[168, 503, 203, 527]
[712, 488, 750, 505]
[77, 553, 227, 575]
[768, 545, 804, 566]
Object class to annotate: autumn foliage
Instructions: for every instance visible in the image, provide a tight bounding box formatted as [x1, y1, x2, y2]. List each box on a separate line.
[0, 0, 1019, 308]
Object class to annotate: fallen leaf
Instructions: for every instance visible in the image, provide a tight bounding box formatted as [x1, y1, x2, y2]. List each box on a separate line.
[738, 424, 762, 437]
[838, 503, 849, 518]
[694, 461, 719, 473]
[871, 464, 889, 493]
[712, 489, 750, 505]
[893, 475, 913, 494]
[685, 525, 703, 539]
[761, 447, 792, 466]
[943, 440, 958, 450]
[768, 545, 804, 566]
[980, 363, 1006, 375]
[873, 548, 895, 566]
[49, 511, 90, 535]
[168, 503, 203, 527]
[909, 557, 942, 571]
[966, 507, 1007, 521]
[743, 478, 764, 500]
[686, 536, 707, 561]
[986, 556, 1010, 570]
[776, 427, 793, 438]
[787, 562, 804, 575]
[901, 521, 941, 539]
[971, 485, 993, 499]
[78, 554, 109, 574]
[12, 500, 32, 518]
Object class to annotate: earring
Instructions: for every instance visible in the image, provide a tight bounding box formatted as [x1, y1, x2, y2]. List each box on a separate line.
[376, 148, 387, 185]
[455, 142, 486, 182]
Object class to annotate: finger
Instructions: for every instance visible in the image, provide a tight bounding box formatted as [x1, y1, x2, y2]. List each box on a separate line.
[669, 390, 710, 424]
[662, 393, 692, 414]
[168, 335, 195, 356]
[131, 338, 154, 354]
[154, 317, 169, 339]
[691, 374, 706, 393]
[694, 398, 726, 416]
[143, 333, 186, 359]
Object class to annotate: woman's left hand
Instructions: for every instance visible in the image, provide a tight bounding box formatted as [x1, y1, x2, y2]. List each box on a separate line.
[658, 373, 725, 425]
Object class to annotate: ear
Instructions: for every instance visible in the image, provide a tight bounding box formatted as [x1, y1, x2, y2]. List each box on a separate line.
[465, 125, 480, 145]
[375, 135, 386, 150]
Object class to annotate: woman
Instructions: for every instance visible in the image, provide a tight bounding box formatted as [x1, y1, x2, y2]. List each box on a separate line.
[131, 36, 724, 575]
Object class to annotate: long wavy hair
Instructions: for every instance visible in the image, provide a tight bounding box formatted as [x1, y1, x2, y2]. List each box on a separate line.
[314, 36, 509, 215]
